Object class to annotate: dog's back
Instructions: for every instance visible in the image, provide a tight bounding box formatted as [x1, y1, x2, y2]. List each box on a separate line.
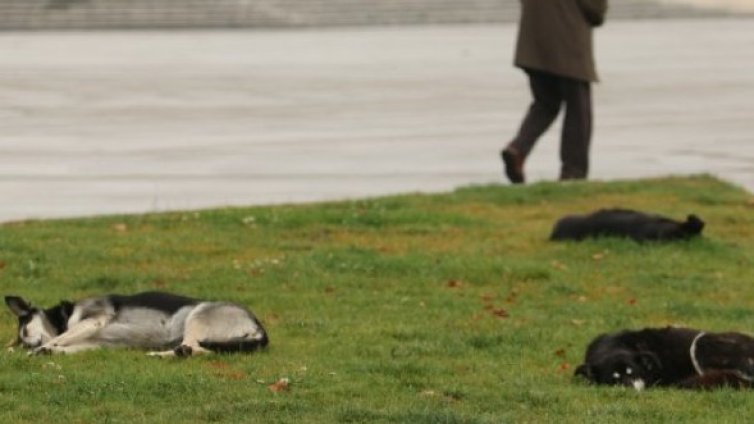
[108, 291, 199, 315]
[550, 208, 704, 242]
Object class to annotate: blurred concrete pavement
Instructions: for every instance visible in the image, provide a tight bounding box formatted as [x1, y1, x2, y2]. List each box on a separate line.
[1, 18, 753, 222]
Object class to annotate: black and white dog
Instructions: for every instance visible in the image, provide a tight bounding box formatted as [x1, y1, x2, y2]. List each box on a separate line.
[576, 327, 754, 390]
[550, 208, 704, 242]
[4, 291, 268, 357]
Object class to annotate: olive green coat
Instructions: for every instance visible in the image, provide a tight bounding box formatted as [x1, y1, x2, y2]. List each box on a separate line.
[514, 0, 608, 82]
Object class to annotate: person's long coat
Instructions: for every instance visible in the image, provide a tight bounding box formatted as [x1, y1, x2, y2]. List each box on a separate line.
[514, 0, 608, 82]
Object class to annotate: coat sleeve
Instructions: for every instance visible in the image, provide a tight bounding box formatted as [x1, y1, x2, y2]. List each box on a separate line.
[576, 0, 608, 27]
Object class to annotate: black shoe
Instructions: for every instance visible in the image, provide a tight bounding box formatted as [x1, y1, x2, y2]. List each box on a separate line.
[559, 168, 587, 181]
[501, 147, 525, 184]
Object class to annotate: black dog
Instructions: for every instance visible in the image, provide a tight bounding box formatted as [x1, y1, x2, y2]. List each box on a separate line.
[575, 327, 754, 390]
[550, 208, 704, 242]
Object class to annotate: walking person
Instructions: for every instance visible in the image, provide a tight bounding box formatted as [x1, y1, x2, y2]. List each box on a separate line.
[502, 0, 608, 184]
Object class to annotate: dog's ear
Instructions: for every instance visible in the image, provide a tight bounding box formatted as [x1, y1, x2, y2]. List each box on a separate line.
[635, 351, 662, 372]
[4, 296, 32, 317]
[59, 300, 74, 322]
[574, 364, 594, 381]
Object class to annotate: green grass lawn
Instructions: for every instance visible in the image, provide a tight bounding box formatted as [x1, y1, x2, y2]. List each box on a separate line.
[2, 175, 754, 423]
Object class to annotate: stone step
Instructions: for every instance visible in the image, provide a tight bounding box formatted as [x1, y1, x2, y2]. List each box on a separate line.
[0, 0, 744, 30]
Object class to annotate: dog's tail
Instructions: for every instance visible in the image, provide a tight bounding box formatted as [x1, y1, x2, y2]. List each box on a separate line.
[683, 214, 705, 235]
[199, 332, 269, 354]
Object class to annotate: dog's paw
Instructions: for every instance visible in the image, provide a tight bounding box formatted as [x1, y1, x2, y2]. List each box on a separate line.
[174, 345, 193, 357]
[30, 346, 53, 356]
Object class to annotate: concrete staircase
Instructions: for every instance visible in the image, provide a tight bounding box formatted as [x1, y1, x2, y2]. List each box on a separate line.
[0, 0, 745, 30]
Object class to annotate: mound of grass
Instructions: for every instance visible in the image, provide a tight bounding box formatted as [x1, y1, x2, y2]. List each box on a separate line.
[2, 174, 754, 423]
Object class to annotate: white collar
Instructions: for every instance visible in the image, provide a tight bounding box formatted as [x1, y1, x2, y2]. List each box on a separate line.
[689, 331, 706, 376]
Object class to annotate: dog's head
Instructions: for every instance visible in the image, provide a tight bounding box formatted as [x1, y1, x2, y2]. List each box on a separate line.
[4, 296, 72, 349]
[575, 350, 662, 390]
[683, 214, 705, 236]
[654, 214, 705, 241]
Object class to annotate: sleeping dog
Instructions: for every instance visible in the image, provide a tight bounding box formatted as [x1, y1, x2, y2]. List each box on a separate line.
[550, 208, 704, 242]
[575, 327, 754, 390]
[5, 291, 268, 357]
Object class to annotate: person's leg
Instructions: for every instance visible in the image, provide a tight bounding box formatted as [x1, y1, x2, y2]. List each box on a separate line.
[503, 70, 563, 183]
[559, 78, 592, 180]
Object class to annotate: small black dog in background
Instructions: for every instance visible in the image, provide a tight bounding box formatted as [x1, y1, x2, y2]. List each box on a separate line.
[550, 208, 704, 242]
[575, 327, 754, 390]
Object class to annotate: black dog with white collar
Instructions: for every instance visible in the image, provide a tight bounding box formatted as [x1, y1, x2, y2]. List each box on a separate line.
[575, 327, 754, 389]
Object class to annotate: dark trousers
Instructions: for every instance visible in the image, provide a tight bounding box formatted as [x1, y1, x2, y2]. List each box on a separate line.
[510, 69, 592, 179]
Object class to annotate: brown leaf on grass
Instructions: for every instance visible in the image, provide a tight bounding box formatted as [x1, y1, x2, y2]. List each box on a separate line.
[627, 298, 637, 306]
[491, 308, 509, 319]
[268, 378, 290, 393]
[558, 362, 571, 372]
[247, 268, 264, 277]
[554, 348, 566, 357]
[0, 261, 6, 270]
[207, 361, 246, 380]
[152, 279, 167, 289]
[446, 280, 463, 289]
[324, 286, 336, 294]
